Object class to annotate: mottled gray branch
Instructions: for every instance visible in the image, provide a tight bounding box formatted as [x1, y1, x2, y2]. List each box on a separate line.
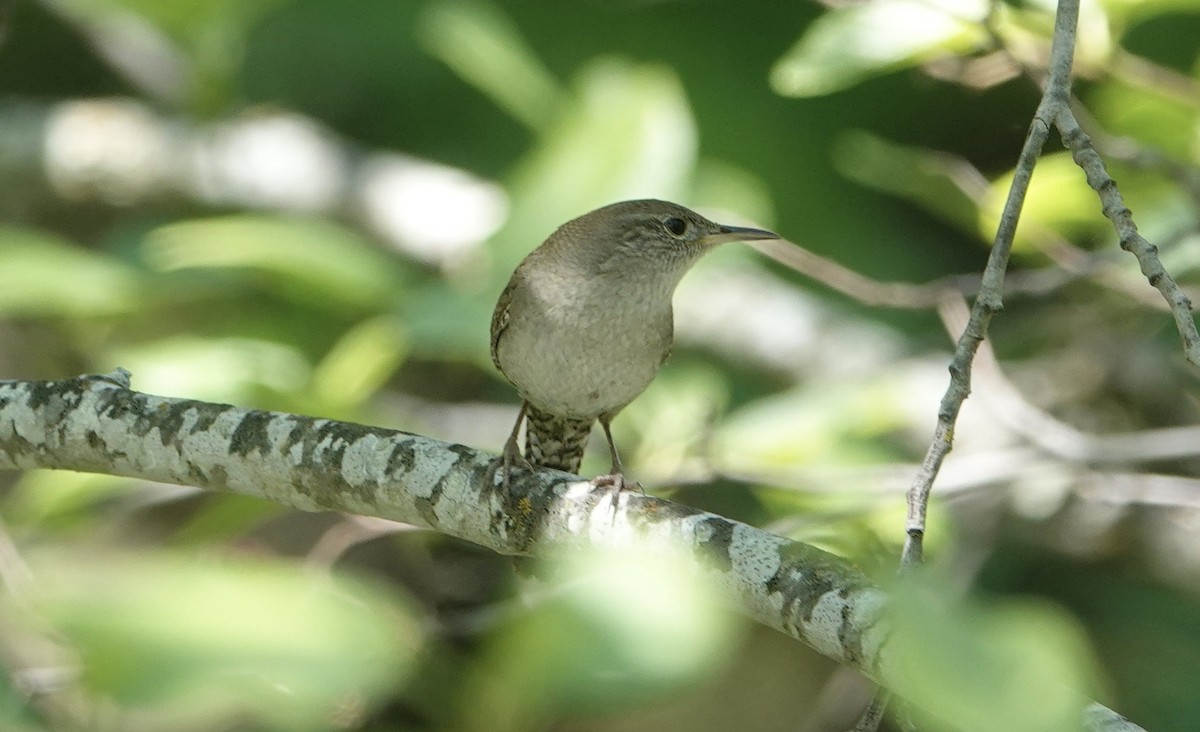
[0, 374, 888, 676]
[0, 375, 1146, 731]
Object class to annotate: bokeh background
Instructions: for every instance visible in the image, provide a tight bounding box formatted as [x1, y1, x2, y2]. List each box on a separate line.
[1, 0, 1199, 730]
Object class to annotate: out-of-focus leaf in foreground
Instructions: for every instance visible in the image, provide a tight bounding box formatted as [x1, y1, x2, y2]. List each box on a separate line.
[459, 547, 743, 732]
[15, 551, 421, 731]
[889, 575, 1104, 732]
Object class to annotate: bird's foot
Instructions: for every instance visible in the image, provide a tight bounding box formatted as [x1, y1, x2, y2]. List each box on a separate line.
[590, 472, 644, 495]
[490, 404, 534, 490]
[488, 441, 534, 490]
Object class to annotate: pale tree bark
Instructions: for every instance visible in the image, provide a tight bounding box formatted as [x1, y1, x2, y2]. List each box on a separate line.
[0, 373, 1145, 731]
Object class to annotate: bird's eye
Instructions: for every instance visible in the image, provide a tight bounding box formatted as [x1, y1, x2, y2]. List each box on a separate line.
[663, 217, 688, 237]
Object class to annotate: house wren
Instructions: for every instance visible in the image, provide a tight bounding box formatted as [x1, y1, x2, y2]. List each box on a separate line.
[490, 199, 779, 489]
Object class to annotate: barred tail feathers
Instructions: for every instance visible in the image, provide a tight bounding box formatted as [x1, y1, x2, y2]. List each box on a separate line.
[524, 404, 593, 473]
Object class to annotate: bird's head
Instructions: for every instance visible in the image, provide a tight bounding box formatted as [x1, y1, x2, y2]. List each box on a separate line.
[558, 199, 779, 272]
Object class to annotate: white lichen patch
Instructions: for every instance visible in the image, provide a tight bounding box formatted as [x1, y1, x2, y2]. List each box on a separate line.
[803, 589, 850, 659]
[730, 523, 785, 586]
[406, 439, 461, 497]
[341, 433, 388, 488]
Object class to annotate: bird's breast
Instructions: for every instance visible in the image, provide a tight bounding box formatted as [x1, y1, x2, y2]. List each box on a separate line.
[496, 288, 672, 418]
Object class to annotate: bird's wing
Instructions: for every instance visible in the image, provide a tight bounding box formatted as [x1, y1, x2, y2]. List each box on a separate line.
[658, 308, 674, 368]
[490, 276, 519, 373]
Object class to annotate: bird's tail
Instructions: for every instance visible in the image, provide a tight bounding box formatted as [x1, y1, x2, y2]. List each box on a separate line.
[524, 404, 593, 474]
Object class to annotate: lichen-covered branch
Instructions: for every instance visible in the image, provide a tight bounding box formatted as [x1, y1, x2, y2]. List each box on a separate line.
[0, 374, 889, 679]
[0, 374, 1148, 730]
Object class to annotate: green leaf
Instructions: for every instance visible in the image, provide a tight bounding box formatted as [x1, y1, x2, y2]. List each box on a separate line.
[142, 216, 403, 310]
[889, 579, 1104, 731]
[2, 471, 142, 530]
[461, 548, 742, 731]
[63, 0, 286, 43]
[53, 0, 289, 110]
[714, 377, 911, 471]
[982, 152, 1101, 253]
[312, 315, 409, 411]
[833, 130, 982, 236]
[403, 279, 494, 361]
[1088, 78, 1200, 159]
[0, 677, 39, 732]
[771, 0, 989, 97]
[1102, 0, 1200, 27]
[107, 336, 311, 404]
[0, 227, 141, 316]
[979, 152, 1176, 254]
[172, 494, 286, 546]
[490, 59, 698, 278]
[418, 0, 562, 130]
[690, 159, 777, 229]
[618, 360, 731, 482]
[20, 550, 421, 731]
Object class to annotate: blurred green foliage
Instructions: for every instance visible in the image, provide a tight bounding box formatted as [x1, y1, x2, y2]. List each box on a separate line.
[24, 551, 417, 729]
[1, 0, 1199, 730]
[888, 572, 1104, 732]
[458, 549, 742, 732]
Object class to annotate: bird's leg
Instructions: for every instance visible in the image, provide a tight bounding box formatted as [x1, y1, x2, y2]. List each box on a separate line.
[488, 402, 533, 490]
[591, 416, 643, 493]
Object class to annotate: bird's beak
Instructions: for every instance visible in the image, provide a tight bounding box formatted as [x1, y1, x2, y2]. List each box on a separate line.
[704, 223, 781, 246]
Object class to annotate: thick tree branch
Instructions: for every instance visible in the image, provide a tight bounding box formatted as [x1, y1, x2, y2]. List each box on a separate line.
[0, 374, 1146, 731]
[0, 374, 887, 673]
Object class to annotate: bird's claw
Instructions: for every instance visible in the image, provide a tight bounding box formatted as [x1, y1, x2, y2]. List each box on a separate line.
[590, 473, 643, 495]
[488, 441, 533, 490]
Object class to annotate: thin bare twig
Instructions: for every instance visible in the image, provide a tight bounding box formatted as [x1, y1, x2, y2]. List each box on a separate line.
[1072, 103, 1200, 210]
[901, 0, 1081, 565]
[751, 238, 953, 309]
[1056, 106, 1200, 367]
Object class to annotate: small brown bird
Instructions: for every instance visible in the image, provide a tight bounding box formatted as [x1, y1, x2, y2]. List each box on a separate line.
[490, 199, 779, 488]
